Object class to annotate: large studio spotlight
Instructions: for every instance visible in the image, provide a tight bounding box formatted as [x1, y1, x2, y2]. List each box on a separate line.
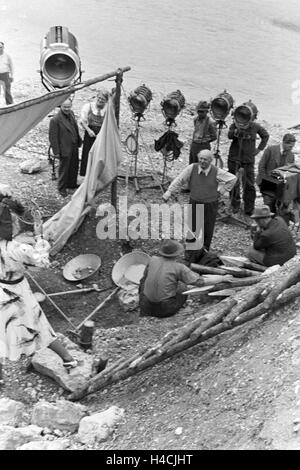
[128, 84, 152, 119]
[210, 90, 234, 122]
[161, 90, 185, 125]
[233, 100, 258, 129]
[40, 26, 82, 91]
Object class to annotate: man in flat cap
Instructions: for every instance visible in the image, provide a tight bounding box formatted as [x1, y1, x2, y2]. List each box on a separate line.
[256, 133, 296, 213]
[189, 101, 217, 164]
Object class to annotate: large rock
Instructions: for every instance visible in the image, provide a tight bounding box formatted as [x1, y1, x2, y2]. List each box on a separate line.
[31, 334, 94, 392]
[31, 400, 87, 433]
[78, 406, 125, 444]
[0, 425, 42, 450]
[0, 398, 27, 427]
[17, 438, 70, 450]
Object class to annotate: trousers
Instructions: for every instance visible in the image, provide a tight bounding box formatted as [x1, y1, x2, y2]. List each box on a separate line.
[228, 160, 256, 214]
[58, 145, 79, 191]
[189, 198, 218, 250]
[0, 72, 13, 105]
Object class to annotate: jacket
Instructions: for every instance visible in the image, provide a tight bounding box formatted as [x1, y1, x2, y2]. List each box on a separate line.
[256, 144, 295, 186]
[49, 110, 82, 157]
[228, 122, 269, 164]
[154, 130, 183, 160]
[253, 216, 296, 266]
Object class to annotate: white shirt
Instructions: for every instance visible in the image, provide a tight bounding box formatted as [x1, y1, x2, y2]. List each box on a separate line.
[0, 52, 13, 75]
[164, 164, 237, 198]
[79, 101, 106, 130]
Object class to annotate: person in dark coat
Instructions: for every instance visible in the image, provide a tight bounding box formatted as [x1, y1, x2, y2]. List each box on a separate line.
[189, 101, 217, 164]
[256, 133, 296, 213]
[227, 120, 269, 215]
[247, 205, 296, 267]
[49, 99, 82, 197]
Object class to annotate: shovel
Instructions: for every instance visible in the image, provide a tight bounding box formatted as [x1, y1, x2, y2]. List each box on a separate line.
[48, 284, 112, 297]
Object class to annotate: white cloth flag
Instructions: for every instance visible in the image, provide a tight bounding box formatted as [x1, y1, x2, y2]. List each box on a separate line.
[43, 97, 122, 255]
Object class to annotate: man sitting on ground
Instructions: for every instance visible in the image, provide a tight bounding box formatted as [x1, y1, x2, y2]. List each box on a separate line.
[247, 205, 296, 267]
[139, 239, 227, 318]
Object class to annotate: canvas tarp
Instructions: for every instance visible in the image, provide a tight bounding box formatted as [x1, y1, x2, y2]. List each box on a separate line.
[43, 97, 122, 255]
[0, 89, 72, 155]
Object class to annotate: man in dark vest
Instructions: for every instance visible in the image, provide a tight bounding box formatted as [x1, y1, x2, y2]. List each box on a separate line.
[247, 205, 296, 267]
[189, 101, 217, 164]
[163, 150, 237, 250]
[227, 119, 269, 215]
[256, 133, 296, 213]
[49, 98, 82, 197]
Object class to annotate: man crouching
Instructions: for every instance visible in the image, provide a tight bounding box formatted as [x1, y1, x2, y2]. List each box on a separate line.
[247, 205, 296, 267]
[139, 239, 226, 318]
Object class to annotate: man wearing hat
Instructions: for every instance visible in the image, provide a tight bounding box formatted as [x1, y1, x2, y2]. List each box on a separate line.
[139, 239, 226, 318]
[256, 133, 296, 213]
[189, 101, 217, 164]
[247, 205, 296, 267]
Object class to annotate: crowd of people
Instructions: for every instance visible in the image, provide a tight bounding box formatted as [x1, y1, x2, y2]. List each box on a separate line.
[1, 43, 299, 381]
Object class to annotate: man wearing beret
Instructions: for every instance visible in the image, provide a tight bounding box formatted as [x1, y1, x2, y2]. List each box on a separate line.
[189, 101, 217, 164]
[247, 205, 296, 267]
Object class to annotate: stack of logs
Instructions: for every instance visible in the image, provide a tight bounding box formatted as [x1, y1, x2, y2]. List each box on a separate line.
[68, 255, 300, 401]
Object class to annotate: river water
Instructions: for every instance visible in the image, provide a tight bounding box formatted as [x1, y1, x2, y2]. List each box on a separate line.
[1, 0, 300, 126]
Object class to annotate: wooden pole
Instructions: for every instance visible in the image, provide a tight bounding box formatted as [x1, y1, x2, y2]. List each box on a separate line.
[111, 69, 123, 209]
[0, 67, 131, 116]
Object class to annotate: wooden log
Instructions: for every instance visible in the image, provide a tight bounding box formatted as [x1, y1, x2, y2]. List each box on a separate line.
[220, 256, 266, 272]
[200, 277, 262, 292]
[190, 263, 229, 276]
[223, 285, 272, 325]
[68, 263, 300, 401]
[218, 266, 257, 277]
[263, 264, 300, 310]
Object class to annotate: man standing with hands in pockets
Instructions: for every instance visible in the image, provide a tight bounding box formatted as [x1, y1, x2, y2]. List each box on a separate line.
[0, 42, 14, 105]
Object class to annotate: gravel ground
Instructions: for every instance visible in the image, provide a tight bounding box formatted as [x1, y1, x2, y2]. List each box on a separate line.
[1, 79, 300, 450]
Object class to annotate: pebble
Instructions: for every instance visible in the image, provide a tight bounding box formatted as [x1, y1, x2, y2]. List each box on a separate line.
[175, 427, 183, 436]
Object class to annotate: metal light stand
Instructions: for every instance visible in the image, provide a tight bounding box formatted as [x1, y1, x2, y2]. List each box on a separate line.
[119, 114, 167, 193]
[213, 120, 225, 168]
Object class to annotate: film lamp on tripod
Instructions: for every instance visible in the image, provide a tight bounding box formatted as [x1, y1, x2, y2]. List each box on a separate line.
[210, 90, 234, 168]
[233, 100, 258, 130]
[160, 90, 186, 126]
[124, 85, 157, 192]
[40, 26, 83, 178]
